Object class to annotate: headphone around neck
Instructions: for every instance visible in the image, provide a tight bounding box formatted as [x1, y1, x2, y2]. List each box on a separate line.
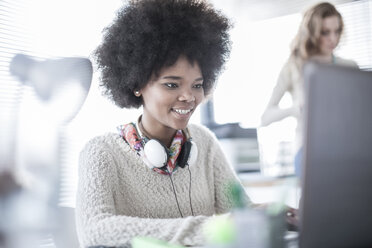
[136, 120, 198, 171]
[135, 117, 197, 217]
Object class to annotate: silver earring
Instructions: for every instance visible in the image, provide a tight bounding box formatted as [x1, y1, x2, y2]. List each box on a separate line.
[134, 90, 140, 97]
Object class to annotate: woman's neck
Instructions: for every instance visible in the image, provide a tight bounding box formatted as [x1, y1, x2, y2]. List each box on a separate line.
[311, 54, 334, 64]
[139, 116, 176, 148]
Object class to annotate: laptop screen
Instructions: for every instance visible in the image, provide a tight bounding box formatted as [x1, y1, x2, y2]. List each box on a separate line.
[300, 63, 372, 248]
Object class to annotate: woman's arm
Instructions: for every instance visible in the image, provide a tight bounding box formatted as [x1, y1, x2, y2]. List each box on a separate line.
[261, 63, 299, 126]
[205, 131, 253, 213]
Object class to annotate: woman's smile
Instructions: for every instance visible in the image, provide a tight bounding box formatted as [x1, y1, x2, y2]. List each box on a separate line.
[139, 55, 204, 144]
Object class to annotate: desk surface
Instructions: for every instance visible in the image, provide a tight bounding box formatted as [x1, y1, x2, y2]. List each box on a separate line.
[87, 231, 299, 248]
[238, 172, 301, 208]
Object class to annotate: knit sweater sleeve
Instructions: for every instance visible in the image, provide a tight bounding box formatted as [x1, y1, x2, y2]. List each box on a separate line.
[204, 128, 253, 213]
[75, 136, 209, 248]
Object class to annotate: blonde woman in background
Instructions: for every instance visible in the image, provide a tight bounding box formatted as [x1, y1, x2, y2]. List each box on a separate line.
[261, 2, 358, 176]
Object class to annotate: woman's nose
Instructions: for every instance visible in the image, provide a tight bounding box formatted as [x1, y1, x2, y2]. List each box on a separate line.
[178, 89, 195, 102]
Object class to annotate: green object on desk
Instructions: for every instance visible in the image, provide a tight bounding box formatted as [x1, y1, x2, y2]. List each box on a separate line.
[204, 215, 236, 245]
[131, 237, 185, 248]
[230, 181, 245, 209]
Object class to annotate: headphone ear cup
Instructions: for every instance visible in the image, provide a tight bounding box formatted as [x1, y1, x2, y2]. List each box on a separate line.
[143, 139, 168, 168]
[177, 140, 191, 168]
[177, 140, 198, 168]
[187, 140, 198, 167]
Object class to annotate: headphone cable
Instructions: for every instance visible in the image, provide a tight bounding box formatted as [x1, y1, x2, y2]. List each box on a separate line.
[168, 173, 183, 218]
[187, 165, 195, 216]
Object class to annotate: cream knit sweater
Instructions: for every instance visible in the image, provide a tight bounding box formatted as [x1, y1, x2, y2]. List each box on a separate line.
[76, 124, 251, 248]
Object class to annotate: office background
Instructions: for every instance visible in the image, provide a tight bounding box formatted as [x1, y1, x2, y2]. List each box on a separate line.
[1, 0, 371, 209]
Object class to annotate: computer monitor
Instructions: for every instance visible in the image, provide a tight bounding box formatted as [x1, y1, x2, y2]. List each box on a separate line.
[300, 62, 372, 248]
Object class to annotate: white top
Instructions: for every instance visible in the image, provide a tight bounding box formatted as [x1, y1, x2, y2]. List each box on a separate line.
[261, 56, 358, 150]
[75, 123, 251, 248]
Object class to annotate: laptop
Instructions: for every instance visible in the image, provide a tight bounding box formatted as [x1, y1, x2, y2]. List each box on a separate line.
[299, 62, 372, 248]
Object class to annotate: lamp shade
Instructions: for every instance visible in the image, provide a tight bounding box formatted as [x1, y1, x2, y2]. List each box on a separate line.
[9, 54, 93, 123]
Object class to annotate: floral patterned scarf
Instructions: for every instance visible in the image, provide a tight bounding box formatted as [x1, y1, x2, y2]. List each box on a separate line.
[117, 123, 185, 175]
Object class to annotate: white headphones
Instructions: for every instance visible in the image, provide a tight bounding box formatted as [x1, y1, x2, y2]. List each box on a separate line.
[135, 118, 197, 217]
[136, 120, 198, 170]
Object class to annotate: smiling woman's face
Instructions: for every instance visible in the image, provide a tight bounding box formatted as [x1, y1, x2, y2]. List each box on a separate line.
[139, 55, 205, 139]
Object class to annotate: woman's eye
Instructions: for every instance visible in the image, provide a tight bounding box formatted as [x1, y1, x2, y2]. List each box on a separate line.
[164, 83, 178, 88]
[321, 30, 330, 36]
[193, 83, 203, 89]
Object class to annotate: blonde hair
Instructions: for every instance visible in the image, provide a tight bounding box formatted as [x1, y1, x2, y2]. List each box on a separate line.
[290, 2, 343, 64]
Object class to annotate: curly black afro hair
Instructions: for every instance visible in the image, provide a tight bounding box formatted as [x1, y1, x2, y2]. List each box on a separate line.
[94, 0, 232, 108]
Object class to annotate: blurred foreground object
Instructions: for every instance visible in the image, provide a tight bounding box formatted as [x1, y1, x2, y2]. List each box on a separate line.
[0, 172, 20, 198]
[203, 182, 287, 248]
[0, 54, 92, 248]
[9, 54, 92, 123]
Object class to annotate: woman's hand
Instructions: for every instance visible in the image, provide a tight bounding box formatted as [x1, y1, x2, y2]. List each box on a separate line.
[252, 203, 299, 231]
[286, 207, 299, 231]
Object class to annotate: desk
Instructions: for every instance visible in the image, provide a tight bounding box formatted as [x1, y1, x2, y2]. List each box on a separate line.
[87, 232, 299, 248]
[238, 172, 301, 208]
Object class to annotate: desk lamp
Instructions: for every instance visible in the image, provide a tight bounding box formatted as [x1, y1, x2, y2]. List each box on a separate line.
[9, 54, 92, 123]
[0, 54, 92, 248]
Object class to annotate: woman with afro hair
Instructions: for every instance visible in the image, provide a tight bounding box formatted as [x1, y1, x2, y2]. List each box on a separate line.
[76, 0, 298, 247]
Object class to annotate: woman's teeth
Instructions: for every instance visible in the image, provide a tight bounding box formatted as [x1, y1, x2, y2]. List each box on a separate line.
[174, 109, 191, 114]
